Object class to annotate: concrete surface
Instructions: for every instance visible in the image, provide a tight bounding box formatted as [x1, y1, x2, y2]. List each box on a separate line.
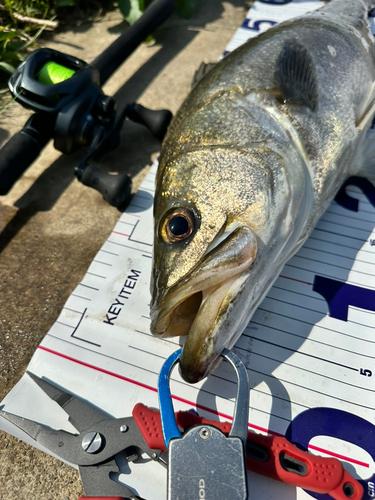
[0, 2, 247, 498]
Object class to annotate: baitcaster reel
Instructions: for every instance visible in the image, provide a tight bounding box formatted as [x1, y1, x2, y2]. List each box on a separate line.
[0, 0, 175, 209]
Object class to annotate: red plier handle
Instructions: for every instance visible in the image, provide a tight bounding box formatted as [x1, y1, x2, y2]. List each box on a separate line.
[78, 404, 363, 500]
[133, 404, 363, 500]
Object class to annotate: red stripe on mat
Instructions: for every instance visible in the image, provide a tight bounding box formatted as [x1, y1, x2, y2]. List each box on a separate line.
[37, 345, 370, 467]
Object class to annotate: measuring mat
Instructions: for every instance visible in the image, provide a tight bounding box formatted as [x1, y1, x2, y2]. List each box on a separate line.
[1, 2, 375, 499]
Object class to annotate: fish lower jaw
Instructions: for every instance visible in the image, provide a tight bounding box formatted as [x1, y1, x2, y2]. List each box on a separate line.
[150, 270, 241, 338]
[151, 273, 244, 383]
[150, 290, 203, 338]
[151, 224, 257, 339]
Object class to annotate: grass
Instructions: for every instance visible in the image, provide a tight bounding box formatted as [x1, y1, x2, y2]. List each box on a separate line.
[0, 1, 60, 79]
[0, 0, 118, 99]
[0, 0, 196, 99]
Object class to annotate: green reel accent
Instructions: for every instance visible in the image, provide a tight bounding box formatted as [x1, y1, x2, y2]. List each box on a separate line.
[37, 61, 76, 85]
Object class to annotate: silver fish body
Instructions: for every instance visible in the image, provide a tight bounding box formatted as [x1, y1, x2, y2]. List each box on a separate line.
[150, 0, 375, 383]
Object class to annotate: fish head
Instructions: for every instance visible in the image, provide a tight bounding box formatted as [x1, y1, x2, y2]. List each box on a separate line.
[151, 145, 293, 383]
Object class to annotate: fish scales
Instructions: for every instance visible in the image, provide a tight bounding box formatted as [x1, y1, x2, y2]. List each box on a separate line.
[150, 0, 375, 383]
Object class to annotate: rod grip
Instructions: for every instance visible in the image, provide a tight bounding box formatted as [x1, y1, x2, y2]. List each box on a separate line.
[0, 113, 53, 195]
[0, 131, 44, 195]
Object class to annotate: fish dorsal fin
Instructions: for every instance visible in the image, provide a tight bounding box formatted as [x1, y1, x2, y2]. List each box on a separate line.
[192, 61, 217, 89]
[275, 39, 318, 111]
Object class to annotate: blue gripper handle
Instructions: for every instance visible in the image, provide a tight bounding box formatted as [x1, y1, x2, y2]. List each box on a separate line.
[158, 348, 182, 447]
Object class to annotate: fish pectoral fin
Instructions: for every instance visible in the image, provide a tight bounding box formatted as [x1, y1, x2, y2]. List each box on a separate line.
[191, 61, 217, 89]
[275, 39, 318, 111]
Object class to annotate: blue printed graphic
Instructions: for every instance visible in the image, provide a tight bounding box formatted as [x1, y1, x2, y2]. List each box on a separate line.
[313, 275, 375, 321]
[286, 407, 375, 500]
[258, 0, 291, 4]
[241, 19, 277, 31]
[314, 177, 375, 320]
[335, 176, 375, 212]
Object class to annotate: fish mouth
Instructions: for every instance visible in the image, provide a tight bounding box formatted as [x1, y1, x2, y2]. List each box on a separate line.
[150, 226, 257, 383]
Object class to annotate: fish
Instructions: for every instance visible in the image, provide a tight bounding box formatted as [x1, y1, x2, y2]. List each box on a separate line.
[150, 0, 375, 383]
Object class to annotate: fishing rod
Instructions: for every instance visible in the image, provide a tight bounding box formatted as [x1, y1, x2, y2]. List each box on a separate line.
[0, 0, 175, 208]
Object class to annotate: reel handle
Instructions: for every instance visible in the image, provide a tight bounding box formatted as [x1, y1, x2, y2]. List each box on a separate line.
[75, 164, 132, 209]
[126, 103, 172, 141]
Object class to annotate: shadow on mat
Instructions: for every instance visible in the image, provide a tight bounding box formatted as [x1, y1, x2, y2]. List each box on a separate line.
[0, 1, 245, 252]
[194, 178, 375, 482]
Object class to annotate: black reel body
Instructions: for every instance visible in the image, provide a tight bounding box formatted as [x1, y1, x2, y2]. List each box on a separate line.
[9, 48, 100, 114]
[0, 0, 175, 207]
[9, 48, 112, 155]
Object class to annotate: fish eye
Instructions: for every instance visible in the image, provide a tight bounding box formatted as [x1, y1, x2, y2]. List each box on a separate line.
[161, 208, 195, 243]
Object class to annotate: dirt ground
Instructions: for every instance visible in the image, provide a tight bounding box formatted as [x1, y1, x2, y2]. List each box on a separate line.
[0, 2, 247, 498]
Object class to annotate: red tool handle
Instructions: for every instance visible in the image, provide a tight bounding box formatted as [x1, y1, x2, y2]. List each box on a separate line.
[133, 403, 167, 451]
[245, 431, 363, 500]
[176, 411, 364, 500]
[133, 404, 363, 500]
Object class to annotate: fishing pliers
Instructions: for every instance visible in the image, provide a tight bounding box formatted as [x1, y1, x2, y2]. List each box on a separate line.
[0, 369, 366, 500]
[0, 372, 166, 500]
